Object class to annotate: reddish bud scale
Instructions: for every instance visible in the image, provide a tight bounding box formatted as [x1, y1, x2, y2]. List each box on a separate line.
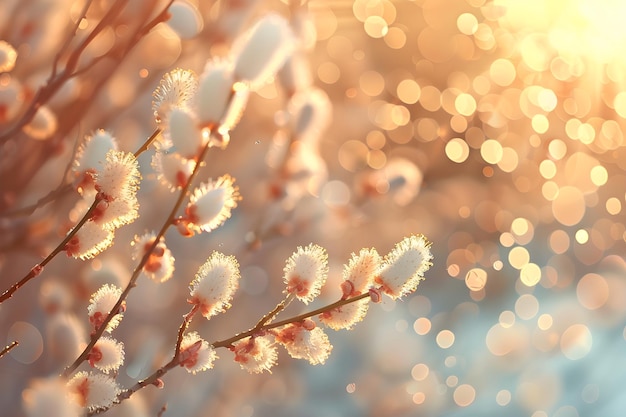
[274, 327, 297, 344]
[144, 257, 163, 273]
[64, 237, 80, 257]
[286, 276, 309, 298]
[90, 200, 109, 222]
[175, 170, 188, 188]
[89, 312, 104, 331]
[75, 170, 96, 193]
[232, 338, 255, 362]
[184, 205, 200, 226]
[31, 264, 43, 277]
[188, 296, 211, 318]
[175, 220, 194, 237]
[301, 318, 316, 330]
[369, 287, 382, 303]
[179, 340, 203, 368]
[75, 379, 89, 407]
[88, 346, 103, 367]
[268, 181, 285, 200]
[340, 280, 356, 299]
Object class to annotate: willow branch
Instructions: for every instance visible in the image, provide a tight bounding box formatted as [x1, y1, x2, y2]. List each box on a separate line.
[252, 293, 295, 332]
[63, 133, 214, 377]
[0, 128, 160, 304]
[212, 292, 371, 349]
[0, 341, 18, 359]
[88, 292, 373, 415]
[0, 197, 100, 303]
[174, 304, 199, 356]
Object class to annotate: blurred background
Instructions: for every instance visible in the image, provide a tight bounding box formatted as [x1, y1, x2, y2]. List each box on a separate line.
[1, 0, 626, 416]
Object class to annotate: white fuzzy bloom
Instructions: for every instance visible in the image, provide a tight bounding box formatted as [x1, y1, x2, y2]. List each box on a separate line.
[283, 243, 328, 304]
[166, 1, 203, 39]
[87, 284, 124, 333]
[22, 105, 57, 140]
[189, 252, 240, 319]
[148, 247, 175, 283]
[319, 299, 370, 331]
[275, 323, 332, 365]
[289, 87, 332, 143]
[343, 248, 381, 294]
[375, 235, 433, 299]
[184, 175, 240, 234]
[195, 58, 235, 127]
[66, 371, 120, 411]
[0, 40, 17, 72]
[165, 106, 204, 159]
[232, 336, 277, 374]
[179, 331, 217, 374]
[75, 130, 119, 174]
[89, 337, 125, 373]
[92, 194, 139, 231]
[151, 152, 196, 191]
[382, 158, 423, 206]
[218, 85, 249, 133]
[65, 221, 114, 260]
[152, 68, 198, 125]
[232, 13, 295, 89]
[22, 377, 81, 417]
[278, 52, 313, 96]
[284, 141, 327, 198]
[95, 150, 141, 202]
[39, 279, 72, 313]
[79, 258, 128, 297]
[45, 313, 86, 365]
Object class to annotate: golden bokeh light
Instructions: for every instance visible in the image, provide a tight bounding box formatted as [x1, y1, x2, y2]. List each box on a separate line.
[576, 273, 609, 310]
[551, 186, 585, 226]
[520, 263, 541, 287]
[515, 294, 539, 320]
[465, 267, 487, 291]
[413, 317, 432, 335]
[411, 363, 429, 381]
[560, 324, 592, 360]
[508, 246, 530, 269]
[445, 138, 470, 163]
[436, 330, 455, 349]
[453, 384, 476, 407]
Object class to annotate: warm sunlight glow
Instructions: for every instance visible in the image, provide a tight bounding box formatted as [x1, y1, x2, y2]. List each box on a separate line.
[495, 0, 626, 66]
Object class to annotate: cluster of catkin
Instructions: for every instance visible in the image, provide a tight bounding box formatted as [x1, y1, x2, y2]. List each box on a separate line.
[3, 7, 433, 417]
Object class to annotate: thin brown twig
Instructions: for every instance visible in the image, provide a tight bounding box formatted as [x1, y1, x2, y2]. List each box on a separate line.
[0, 184, 74, 218]
[174, 304, 199, 356]
[252, 292, 295, 331]
[0, 197, 101, 303]
[212, 292, 371, 349]
[0, 341, 19, 359]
